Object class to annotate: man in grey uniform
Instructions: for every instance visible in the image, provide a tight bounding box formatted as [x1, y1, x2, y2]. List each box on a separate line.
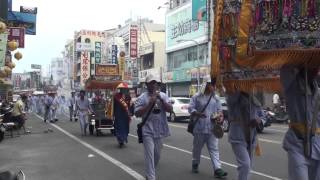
[134, 74, 173, 180]
[188, 77, 227, 178]
[227, 91, 262, 180]
[68, 91, 77, 122]
[280, 66, 320, 180]
[44, 93, 54, 123]
[76, 90, 92, 136]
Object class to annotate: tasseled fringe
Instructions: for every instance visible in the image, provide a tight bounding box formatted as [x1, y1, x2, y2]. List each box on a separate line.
[223, 77, 282, 93]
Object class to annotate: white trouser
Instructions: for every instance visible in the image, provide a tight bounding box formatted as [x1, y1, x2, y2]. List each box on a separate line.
[192, 133, 221, 170]
[78, 111, 88, 135]
[288, 150, 320, 180]
[231, 143, 252, 180]
[143, 136, 163, 180]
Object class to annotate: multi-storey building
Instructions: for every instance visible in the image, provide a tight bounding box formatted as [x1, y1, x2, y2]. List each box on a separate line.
[73, 30, 107, 89]
[164, 0, 212, 97]
[107, 18, 165, 90]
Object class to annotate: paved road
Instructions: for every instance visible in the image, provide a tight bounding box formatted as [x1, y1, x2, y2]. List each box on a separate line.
[0, 112, 289, 180]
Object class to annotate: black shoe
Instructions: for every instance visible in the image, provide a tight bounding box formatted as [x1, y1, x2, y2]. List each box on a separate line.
[192, 164, 199, 173]
[70, 119, 72, 122]
[44, 119, 47, 123]
[214, 169, 227, 178]
[119, 142, 124, 148]
[54, 119, 58, 122]
[50, 120, 54, 123]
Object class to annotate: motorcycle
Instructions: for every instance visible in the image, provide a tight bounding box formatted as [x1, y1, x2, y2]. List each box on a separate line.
[0, 170, 25, 180]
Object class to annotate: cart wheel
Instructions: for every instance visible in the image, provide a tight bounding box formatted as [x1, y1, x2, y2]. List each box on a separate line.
[89, 125, 94, 135]
[110, 129, 115, 135]
[96, 130, 100, 136]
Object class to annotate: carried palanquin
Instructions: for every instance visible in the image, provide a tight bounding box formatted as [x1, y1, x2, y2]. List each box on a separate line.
[211, 0, 320, 93]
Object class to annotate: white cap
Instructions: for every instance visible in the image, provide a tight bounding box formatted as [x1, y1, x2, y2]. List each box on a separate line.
[145, 74, 161, 83]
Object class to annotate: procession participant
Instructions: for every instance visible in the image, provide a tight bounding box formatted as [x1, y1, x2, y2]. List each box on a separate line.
[68, 91, 77, 122]
[188, 76, 227, 178]
[75, 90, 92, 136]
[51, 93, 59, 122]
[280, 66, 320, 180]
[134, 74, 172, 180]
[44, 93, 54, 123]
[227, 91, 262, 180]
[114, 84, 131, 148]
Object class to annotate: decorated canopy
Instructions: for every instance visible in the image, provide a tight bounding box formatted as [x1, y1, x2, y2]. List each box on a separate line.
[85, 79, 123, 90]
[211, 0, 320, 93]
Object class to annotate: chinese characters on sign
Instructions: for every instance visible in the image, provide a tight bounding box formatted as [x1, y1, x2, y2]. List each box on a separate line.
[81, 52, 90, 86]
[0, 33, 8, 67]
[130, 26, 138, 58]
[79, 30, 105, 38]
[8, 27, 25, 48]
[111, 45, 118, 64]
[119, 56, 125, 80]
[95, 42, 101, 64]
[95, 64, 119, 76]
[170, 19, 199, 40]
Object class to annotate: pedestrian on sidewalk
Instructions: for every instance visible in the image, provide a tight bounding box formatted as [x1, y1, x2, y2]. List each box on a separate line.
[280, 66, 320, 180]
[114, 85, 131, 148]
[68, 91, 77, 122]
[188, 76, 228, 179]
[12, 94, 27, 130]
[227, 91, 262, 180]
[76, 90, 92, 136]
[134, 74, 173, 180]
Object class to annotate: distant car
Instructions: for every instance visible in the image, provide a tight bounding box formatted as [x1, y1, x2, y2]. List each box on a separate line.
[219, 95, 272, 133]
[167, 97, 191, 122]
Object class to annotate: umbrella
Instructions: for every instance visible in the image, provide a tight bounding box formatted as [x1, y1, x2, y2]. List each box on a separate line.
[116, 82, 129, 89]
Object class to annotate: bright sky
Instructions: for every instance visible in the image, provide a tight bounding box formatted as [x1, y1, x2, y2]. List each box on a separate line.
[12, 0, 167, 74]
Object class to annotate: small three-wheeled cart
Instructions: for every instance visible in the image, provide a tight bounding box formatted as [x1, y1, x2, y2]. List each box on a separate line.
[85, 79, 122, 136]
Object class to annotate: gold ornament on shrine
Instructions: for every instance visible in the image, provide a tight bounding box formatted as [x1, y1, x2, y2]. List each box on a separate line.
[3, 66, 12, 75]
[0, 21, 6, 34]
[7, 41, 18, 51]
[8, 62, 15, 69]
[14, 52, 22, 60]
[0, 70, 6, 78]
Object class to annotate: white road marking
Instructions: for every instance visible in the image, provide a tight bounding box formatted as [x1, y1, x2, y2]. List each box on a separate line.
[270, 125, 289, 129]
[128, 134, 283, 180]
[34, 114, 145, 180]
[258, 138, 282, 145]
[265, 128, 287, 133]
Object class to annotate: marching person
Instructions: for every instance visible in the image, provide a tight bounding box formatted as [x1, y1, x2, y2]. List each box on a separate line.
[44, 93, 54, 123]
[68, 91, 77, 122]
[134, 74, 173, 180]
[51, 93, 59, 122]
[227, 91, 262, 180]
[280, 66, 320, 180]
[114, 84, 131, 148]
[188, 76, 228, 179]
[75, 90, 92, 136]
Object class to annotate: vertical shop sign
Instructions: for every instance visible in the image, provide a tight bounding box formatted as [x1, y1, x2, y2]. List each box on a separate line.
[8, 27, 25, 48]
[81, 52, 90, 86]
[130, 27, 138, 58]
[0, 33, 8, 67]
[95, 42, 101, 64]
[111, 45, 118, 64]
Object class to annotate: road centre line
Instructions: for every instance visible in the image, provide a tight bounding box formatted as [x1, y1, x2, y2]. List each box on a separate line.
[34, 114, 145, 180]
[128, 134, 283, 180]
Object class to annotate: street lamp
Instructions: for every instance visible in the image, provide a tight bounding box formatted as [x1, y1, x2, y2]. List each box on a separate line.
[176, 39, 201, 92]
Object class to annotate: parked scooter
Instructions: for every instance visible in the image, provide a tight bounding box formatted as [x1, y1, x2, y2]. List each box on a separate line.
[0, 170, 25, 180]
